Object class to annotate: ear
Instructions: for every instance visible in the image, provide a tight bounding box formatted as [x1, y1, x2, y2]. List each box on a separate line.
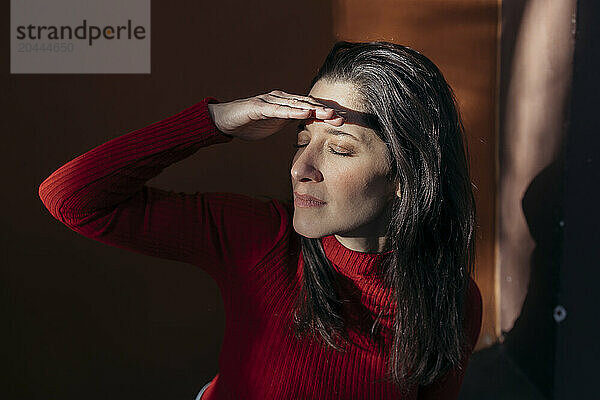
[386, 179, 401, 200]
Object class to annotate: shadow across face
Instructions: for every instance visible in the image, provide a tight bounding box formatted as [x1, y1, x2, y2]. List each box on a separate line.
[306, 95, 380, 133]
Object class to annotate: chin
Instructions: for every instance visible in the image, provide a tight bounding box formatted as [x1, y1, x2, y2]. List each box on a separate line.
[292, 214, 329, 239]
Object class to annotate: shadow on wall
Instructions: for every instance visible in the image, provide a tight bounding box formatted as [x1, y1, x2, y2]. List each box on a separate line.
[459, 155, 564, 400]
[503, 149, 565, 398]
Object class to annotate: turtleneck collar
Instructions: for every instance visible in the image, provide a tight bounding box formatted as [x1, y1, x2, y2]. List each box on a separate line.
[321, 235, 394, 279]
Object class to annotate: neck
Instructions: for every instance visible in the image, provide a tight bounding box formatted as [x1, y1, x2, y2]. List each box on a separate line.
[334, 234, 391, 253]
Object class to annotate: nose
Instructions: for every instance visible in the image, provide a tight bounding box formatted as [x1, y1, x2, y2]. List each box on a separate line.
[290, 147, 324, 183]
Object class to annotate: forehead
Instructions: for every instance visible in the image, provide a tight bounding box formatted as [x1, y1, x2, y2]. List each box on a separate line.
[307, 80, 379, 143]
[308, 80, 365, 111]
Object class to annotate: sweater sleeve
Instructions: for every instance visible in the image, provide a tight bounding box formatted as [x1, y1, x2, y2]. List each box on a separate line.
[416, 277, 483, 400]
[38, 97, 290, 284]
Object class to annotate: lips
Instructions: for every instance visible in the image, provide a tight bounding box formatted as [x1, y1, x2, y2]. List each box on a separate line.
[294, 192, 326, 203]
[293, 192, 327, 209]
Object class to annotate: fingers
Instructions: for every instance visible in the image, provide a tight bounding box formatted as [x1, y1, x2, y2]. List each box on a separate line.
[257, 90, 344, 125]
[263, 103, 313, 119]
[267, 90, 325, 108]
[322, 115, 345, 126]
[259, 93, 330, 115]
[266, 103, 343, 124]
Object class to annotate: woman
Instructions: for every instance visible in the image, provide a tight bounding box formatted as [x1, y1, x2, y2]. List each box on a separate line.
[39, 41, 482, 399]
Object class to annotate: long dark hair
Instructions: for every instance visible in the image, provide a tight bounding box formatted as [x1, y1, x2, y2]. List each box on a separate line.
[291, 41, 477, 388]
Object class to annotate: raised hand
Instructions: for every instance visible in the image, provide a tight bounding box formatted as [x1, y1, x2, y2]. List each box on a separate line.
[207, 90, 344, 141]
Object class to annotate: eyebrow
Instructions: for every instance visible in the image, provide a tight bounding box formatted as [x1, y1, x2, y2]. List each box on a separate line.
[297, 121, 361, 142]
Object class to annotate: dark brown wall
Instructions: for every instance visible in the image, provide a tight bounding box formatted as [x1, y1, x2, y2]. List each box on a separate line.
[3, 2, 333, 399]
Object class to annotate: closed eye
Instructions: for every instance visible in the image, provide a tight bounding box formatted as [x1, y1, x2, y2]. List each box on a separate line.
[292, 143, 353, 157]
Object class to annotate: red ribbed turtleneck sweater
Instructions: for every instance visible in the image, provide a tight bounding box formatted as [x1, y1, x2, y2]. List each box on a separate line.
[38, 98, 482, 399]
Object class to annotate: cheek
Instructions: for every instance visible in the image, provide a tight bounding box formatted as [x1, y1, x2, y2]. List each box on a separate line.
[329, 168, 387, 206]
[334, 152, 393, 207]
